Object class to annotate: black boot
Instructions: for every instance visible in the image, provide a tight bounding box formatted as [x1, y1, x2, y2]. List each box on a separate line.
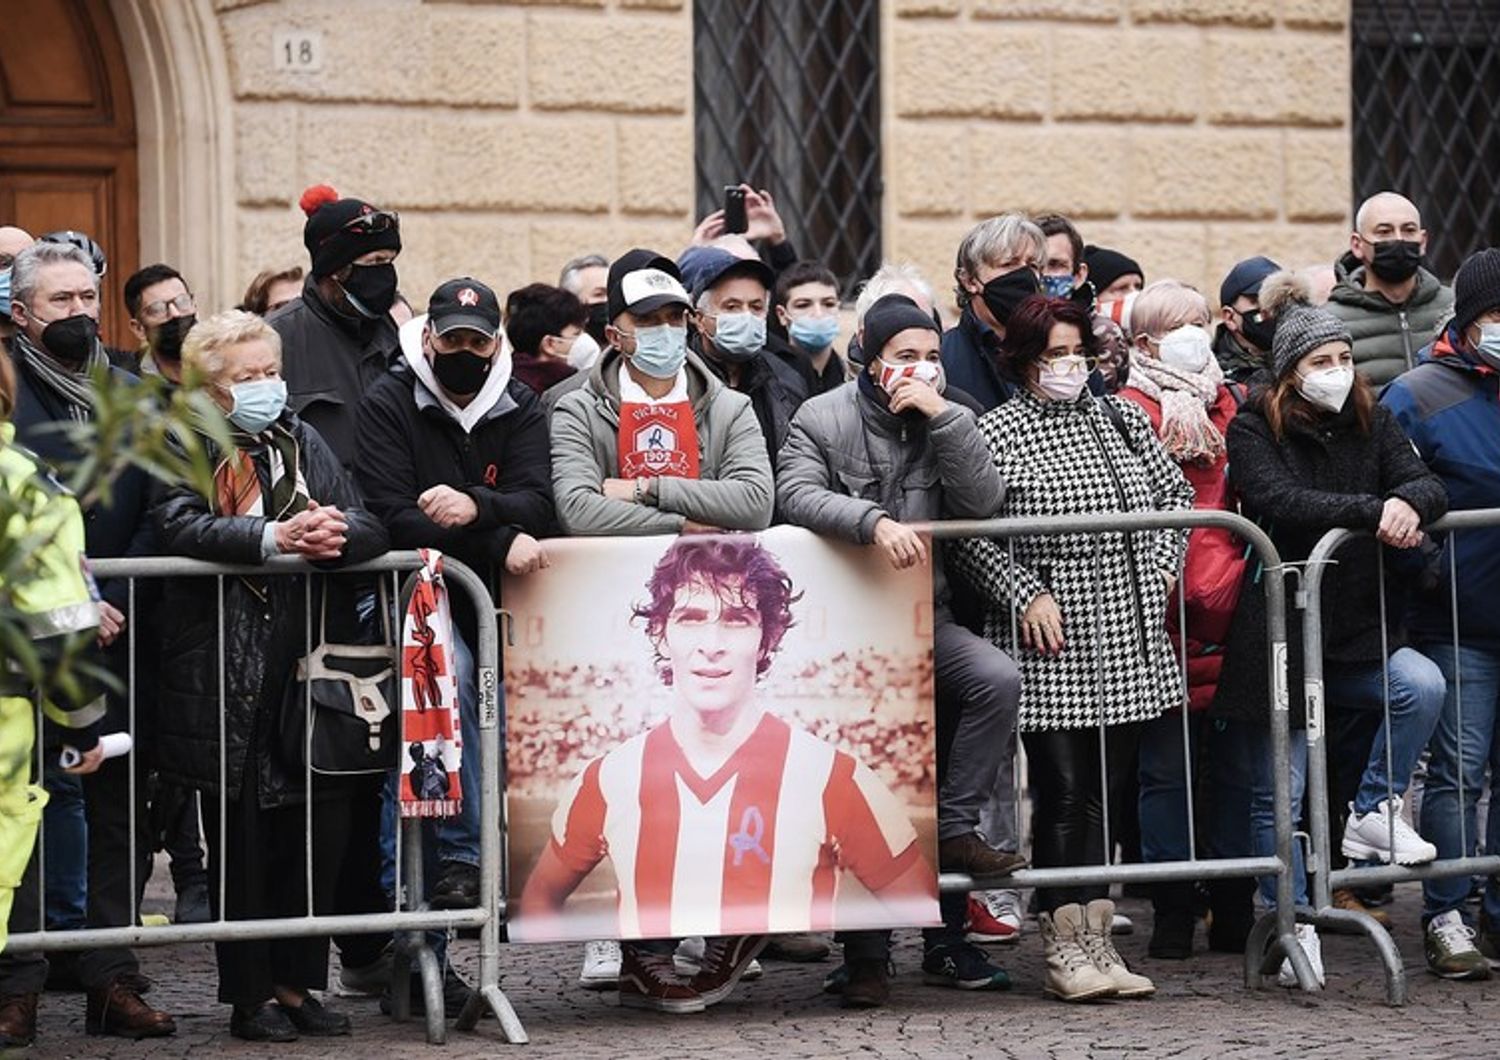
[1148, 881, 1197, 959]
[1205, 877, 1256, 953]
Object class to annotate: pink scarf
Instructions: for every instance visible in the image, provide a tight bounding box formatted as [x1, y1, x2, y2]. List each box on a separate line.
[1124, 355, 1226, 466]
[399, 550, 463, 818]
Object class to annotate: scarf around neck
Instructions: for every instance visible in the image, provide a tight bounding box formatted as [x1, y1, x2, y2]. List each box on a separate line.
[212, 421, 310, 520]
[1125, 353, 1226, 466]
[12, 329, 108, 422]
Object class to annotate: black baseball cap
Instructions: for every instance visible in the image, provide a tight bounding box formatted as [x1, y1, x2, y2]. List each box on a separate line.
[1219, 256, 1281, 308]
[427, 277, 500, 336]
[606, 249, 692, 323]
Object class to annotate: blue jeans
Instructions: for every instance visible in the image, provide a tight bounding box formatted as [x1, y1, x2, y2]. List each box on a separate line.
[1139, 710, 1237, 864]
[380, 626, 483, 898]
[1324, 647, 1445, 816]
[41, 767, 88, 931]
[1416, 642, 1500, 923]
[1208, 718, 1309, 909]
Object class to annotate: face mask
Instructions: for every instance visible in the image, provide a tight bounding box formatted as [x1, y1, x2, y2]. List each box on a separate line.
[565, 330, 602, 371]
[711, 311, 766, 361]
[1040, 274, 1075, 299]
[1472, 323, 1500, 371]
[1238, 308, 1277, 352]
[40, 313, 99, 368]
[226, 378, 287, 434]
[0, 269, 10, 319]
[1036, 354, 1089, 402]
[150, 314, 196, 363]
[789, 315, 840, 352]
[628, 323, 688, 379]
[341, 262, 398, 318]
[1296, 365, 1354, 413]
[585, 302, 609, 345]
[430, 345, 493, 395]
[1366, 239, 1422, 284]
[979, 267, 1040, 326]
[876, 357, 944, 394]
[1157, 324, 1213, 374]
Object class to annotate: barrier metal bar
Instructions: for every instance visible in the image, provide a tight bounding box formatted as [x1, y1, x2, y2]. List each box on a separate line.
[1301, 513, 1500, 1007]
[7, 551, 527, 1045]
[922, 510, 1314, 992]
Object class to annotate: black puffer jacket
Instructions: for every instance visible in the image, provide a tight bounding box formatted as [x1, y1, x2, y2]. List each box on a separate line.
[151, 414, 389, 807]
[271, 277, 401, 470]
[691, 334, 809, 467]
[1211, 389, 1447, 726]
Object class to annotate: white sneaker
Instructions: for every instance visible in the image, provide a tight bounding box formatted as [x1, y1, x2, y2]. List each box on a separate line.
[1278, 924, 1325, 988]
[1111, 913, 1134, 936]
[1341, 797, 1438, 865]
[674, 936, 763, 981]
[579, 939, 622, 990]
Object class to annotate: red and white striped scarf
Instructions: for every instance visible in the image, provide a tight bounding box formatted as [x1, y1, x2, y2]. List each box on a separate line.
[399, 549, 463, 818]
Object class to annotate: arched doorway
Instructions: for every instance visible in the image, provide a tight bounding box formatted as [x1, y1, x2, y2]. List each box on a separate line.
[0, 0, 139, 346]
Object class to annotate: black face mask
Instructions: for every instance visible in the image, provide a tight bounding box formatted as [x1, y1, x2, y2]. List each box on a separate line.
[585, 302, 609, 346]
[430, 347, 493, 395]
[341, 262, 399, 318]
[150, 314, 196, 363]
[979, 267, 1040, 327]
[1367, 239, 1423, 284]
[40, 314, 99, 368]
[1238, 308, 1278, 352]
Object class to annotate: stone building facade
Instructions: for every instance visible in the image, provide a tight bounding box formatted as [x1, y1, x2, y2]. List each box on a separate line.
[79, 0, 1353, 317]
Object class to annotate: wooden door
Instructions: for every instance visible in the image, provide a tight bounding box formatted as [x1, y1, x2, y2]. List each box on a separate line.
[0, 0, 138, 347]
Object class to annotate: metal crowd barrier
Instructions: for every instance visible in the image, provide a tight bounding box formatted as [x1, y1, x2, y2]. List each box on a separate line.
[4, 552, 526, 1045]
[1301, 509, 1500, 1006]
[923, 509, 1316, 993]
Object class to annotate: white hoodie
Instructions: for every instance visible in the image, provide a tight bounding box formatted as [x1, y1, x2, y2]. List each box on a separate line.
[398, 313, 515, 434]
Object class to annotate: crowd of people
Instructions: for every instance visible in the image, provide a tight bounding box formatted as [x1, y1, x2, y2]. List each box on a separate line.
[4, 176, 1500, 1046]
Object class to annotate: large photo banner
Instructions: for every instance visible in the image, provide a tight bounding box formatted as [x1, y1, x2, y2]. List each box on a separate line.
[503, 527, 940, 944]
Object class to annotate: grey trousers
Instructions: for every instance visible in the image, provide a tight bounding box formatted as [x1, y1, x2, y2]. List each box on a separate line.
[934, 618, 1021, 842]
[979, 727, 1020, 854]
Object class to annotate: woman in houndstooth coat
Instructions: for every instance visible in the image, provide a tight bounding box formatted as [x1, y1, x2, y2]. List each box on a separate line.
[949, 295, 1193, 923]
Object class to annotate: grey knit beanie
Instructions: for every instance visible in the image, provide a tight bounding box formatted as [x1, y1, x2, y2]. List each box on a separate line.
[1453, 248, 1500, 335]
[1259, 269, 1353, 378]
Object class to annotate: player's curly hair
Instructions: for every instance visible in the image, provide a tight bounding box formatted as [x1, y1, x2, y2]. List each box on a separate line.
[633, 535, 802, 686]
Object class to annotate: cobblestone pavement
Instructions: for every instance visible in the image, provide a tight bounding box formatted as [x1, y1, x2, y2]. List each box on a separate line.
[21, 883, 1496, 1059]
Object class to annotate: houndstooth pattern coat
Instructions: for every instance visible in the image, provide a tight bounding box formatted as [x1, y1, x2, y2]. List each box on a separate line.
[949, 390, 1194, 731]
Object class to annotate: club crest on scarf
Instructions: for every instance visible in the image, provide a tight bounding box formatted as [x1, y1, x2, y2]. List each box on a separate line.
[618, 401, 700, 479]
[400, 549, 464, 817]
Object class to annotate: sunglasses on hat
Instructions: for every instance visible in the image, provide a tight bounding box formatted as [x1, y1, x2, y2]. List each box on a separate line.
[317, 209, 400, 246]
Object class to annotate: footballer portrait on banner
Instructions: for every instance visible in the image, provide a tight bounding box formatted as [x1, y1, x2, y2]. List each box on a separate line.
[503, 527, 940, 943]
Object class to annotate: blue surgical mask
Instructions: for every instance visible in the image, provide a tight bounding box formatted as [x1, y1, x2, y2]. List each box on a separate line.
[711, 312, 766, 361]
[628, 324, 688, 379]
[226, 378, 288, 434]
[789, 315, 840, 351]
[1041, 274, 1075, 299]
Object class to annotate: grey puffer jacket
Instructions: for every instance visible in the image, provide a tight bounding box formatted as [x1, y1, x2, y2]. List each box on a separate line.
[1325, 252, 1454, 386]
[550, 348, 774, 535]
[775, 376, 1005, 607]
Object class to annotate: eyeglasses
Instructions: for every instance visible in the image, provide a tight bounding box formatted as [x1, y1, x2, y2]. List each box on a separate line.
[317, 209, 400, 247]
[139, 292, 196, 324]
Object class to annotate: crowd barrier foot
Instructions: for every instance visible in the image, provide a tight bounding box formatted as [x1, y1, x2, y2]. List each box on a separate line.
[389, 930, 449, 1044]
[1244, 910, 1321, 994]
[1306, 904, 1408, 1006]
[458, 982, 529, 1044]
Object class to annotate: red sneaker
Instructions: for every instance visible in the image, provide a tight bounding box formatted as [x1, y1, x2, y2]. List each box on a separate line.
[965, 891, 1022, 945]
[618, 944, 706, 1014]
[688, 935, 768, 1007]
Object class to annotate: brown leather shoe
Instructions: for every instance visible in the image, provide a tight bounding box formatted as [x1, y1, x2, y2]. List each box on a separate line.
[0, 993, 39, 1048]
[938, 832, 1029, 879]
[85, 979, 177, 1039]
[1333, 887, 1393, 931]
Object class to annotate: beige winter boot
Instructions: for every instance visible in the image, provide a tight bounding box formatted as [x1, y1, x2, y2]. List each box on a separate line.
[1040, 903, 1117, 1002]
[1082, 899, 1156, 998]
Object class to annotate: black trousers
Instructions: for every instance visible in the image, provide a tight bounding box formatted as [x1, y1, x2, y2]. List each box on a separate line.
[1024, 723, 1144, 913]
[78, 752, 151, 983]
[331, 775, 391, 969]
[200, 768, 356, 1007]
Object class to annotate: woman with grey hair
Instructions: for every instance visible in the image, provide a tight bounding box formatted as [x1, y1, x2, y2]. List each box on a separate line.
[152, 310, 387, 1042]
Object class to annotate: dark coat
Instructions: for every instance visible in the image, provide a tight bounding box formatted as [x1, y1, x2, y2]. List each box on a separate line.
[355, 366, 557, 642]
[940, 307, 1017, 413]
[151, 414, 389, 807]
[691, 334, 809, 467]
[1211, 391, 1448, 726]
[271, 277, 401, 470]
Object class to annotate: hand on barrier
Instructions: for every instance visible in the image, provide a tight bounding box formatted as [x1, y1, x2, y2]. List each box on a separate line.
[886, 377, 947, 419]
[97, 600, 126, 648]
[418, 485, 479, 528]
[276, 501, 349, 560]
[505, 532, 550, 576]
[681, 519, 724, 534]
[1376, 496, 1422, 550]
[873, 516, 928, 570]
[1021, 591, 1066, 656]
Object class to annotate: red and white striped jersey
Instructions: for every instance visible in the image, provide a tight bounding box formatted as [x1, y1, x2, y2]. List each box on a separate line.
[548, 710, 932, 939]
